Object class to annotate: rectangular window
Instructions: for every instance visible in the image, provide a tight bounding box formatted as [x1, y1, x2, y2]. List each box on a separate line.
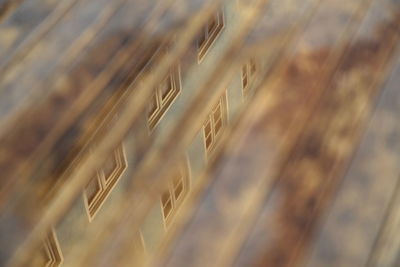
[161, 161, 190, 227]
[242, 59, 258, 97]
[147, 67, 181, 131]
[39, 230, 63, 267]
[198, 10, 225, 62]
[84, 144, 127, 221]
[203, 92, 228, 155]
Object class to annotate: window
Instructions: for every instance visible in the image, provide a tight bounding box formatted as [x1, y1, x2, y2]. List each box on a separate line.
[197, 10, 225, 62]
[40, 230, 63, 267]
[160, 161, 190, 227]
[203, 92, 228, 155]
[84, 144, 127, 221]
[147, 67, 181, 131]
[242, 59, 257, 97]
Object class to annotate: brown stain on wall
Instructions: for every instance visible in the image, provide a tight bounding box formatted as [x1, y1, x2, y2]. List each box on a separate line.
[242, 9, 400, 267]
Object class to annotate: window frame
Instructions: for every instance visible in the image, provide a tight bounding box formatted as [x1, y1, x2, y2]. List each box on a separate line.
[203, 91, 228, 156]
[241, 59, 258, 97]
[147, 66, 181, 131]
[160, 160, 190, 228]
[83, 144, 127, 221]
[197, 10, 225, 63]
[42, 229, 63, 267]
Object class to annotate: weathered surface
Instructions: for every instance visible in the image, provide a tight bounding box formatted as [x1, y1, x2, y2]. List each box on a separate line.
[1, 0, 400, 266]
[156, 0, 400, 266]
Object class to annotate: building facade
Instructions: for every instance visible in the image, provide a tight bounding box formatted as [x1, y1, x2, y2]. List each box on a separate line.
[23, 1, 267, 266]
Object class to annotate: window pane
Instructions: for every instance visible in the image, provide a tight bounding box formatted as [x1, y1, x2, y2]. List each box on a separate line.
[207, 14, 218, 35]
[206, 135, 213, 149]
[103, 153, 117, 182]
[148, 94, 158, 119]
[86, 177, 101, 204]
[243, 76, 248, 89]
[213, 104, 222, 122]
[160, 75, 174, 101]
[161, 191, 171, 206]
[242, 65, 249, 88]
[163, 199, 173, 219]
[198, 10, 224, 62]
[198, 30, 207, 49]
[174, 183, 183, 200]
[173, 176, 184, 200]
[215, 119, 222, 135]
[204, 120, 212, 135]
